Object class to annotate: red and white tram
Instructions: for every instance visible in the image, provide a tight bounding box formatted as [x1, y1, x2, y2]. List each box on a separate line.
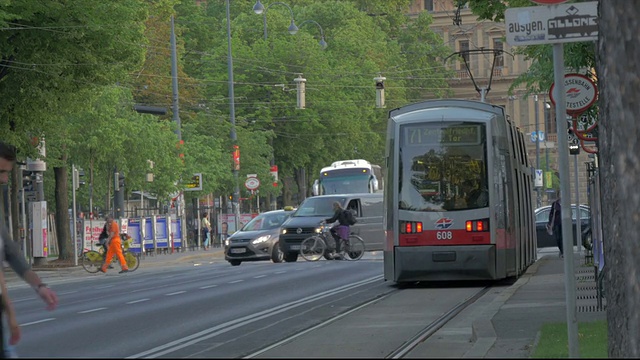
[383, 99, 536, 283]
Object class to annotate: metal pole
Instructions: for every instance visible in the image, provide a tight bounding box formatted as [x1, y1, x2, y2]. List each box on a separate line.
[552, 43, 579, 358]
[574, 154, 582, 254]
[226, 0, 241, 228]
[534, 95, 541, 208]
[72, 165, 78, 266]
[170, 15, 181, 140]
[543, 97, 550, 203]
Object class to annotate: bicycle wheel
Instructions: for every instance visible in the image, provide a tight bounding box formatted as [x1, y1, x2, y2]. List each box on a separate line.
[124, 251, 141, 271]
[344, 235, 365, 261]
[82, 250, 103, 273]
[300, 236, 327, 262]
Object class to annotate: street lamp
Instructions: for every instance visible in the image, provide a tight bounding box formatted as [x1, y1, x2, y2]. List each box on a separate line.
[544, 99, 551, 202]
[534, 94, 541, 208]
[298, 19, 328, 49]
[226, 0, 241, 226]
[253, 1, 298, 40]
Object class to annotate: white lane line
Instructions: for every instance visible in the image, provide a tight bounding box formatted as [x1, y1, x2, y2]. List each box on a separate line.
[79, 308, 107, 314]
[228, 280, 243, 284]
[20, 318, 56, 327]
[127, 275, 383, 359]
[253, 275, 267, 279]
[166, 291, 186, 296]
[127, 298, 150, 304]
[200, 285, 218, 289]
[274, 271, 286, 274]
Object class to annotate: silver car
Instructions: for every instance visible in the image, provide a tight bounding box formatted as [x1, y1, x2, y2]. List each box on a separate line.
[224, 209, 294, 266]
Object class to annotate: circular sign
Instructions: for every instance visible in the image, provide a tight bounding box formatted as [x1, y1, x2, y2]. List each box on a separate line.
[245, 177, 260, 190]
[549, 74, 598, 115]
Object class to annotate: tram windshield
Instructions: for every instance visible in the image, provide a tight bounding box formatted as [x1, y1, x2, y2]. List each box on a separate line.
[398, 122, 488, 212]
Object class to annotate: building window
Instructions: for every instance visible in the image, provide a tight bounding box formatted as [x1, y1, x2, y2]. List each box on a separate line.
[459, 40, 470, 70]
[493, 38, 504, 67]
[424, 0, 434, 11]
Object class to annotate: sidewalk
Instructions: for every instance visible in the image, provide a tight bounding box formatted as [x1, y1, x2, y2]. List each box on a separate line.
[468, 247, 607, 358]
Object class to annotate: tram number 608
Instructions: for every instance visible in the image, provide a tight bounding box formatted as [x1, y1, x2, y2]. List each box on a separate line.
[436, 231, 453, 240]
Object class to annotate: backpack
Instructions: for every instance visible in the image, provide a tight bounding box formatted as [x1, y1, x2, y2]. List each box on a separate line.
[343, 209, 357, 225]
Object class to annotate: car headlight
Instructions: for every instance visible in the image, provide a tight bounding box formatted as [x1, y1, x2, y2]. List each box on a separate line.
[281, 229, 287, 234]
[224, 239, 230, 247]
[251, 235, 271, 245]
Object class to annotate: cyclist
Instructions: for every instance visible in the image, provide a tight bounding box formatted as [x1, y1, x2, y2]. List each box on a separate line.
[324, 201, 350, 259]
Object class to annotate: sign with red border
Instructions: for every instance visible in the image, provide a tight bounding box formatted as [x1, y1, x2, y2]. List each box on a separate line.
[245, 177, 260, 191]
[549, 73, 598, 115]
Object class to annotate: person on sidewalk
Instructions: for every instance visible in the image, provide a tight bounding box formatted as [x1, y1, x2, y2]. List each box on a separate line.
[548, 191, 563, 258]
[0, 268, 20, 358]
[99, 215, 129, 274]
[201, 213, 211, 250]
[1, 141, 58, 357]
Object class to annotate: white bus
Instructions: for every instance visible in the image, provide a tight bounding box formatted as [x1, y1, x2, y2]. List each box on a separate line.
[311, 159, 383, 196]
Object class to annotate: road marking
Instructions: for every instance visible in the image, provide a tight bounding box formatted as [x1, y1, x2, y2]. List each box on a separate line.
[20, 318, 55, 327]
[228, 280, 243, 284]
[127, 298, 150, 304]
[200, 285, 218, 289]
[79, 308, 107, 314]
[127, 275, 383, 359]
[165, 291, 186, 296]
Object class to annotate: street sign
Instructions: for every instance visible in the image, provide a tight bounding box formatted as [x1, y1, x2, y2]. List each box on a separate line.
[538, 131, 545, 142]
[549, 73, 598, 115]
[534, 169, 543, 187]
[505, 2, 598, 46]
[184, 173, 202, 191]
[245, 177, 260, 191]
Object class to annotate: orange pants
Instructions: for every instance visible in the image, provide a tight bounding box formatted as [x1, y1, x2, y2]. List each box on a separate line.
[101, 238, 129, 271]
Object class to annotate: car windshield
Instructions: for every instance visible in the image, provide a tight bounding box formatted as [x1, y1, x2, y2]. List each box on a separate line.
[241, 212, 289, 231]
[293, 197, 345, 217]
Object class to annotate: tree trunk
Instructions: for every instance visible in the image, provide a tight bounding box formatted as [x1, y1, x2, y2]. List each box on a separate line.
[10, 166, 21, 246]
[295, 167, 307, 204]
[597, 2, 640, 357]
[54, 156, 72, 260]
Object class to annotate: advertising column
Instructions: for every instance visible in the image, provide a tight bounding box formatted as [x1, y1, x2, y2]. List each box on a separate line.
[31, 201, 48, 265]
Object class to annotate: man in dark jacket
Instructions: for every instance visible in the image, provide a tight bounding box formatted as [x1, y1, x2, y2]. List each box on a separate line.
[325, 201, 350, 258]
[547, 191, 563, 258]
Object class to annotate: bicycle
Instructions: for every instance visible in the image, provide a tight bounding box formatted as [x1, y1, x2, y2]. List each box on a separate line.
[299, 223, 365, 261]
[81, 234, 141, 273]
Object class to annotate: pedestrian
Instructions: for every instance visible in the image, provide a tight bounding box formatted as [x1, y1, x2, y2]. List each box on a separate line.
[99, 215, 129, 274]
[548, 190, 563, 258]
[324, 201, 351, 259]
[201, 213, 211, 250]
[0, 269, 20, 358]
[0, 141, 59, 358]
[220, 222, 229, 242]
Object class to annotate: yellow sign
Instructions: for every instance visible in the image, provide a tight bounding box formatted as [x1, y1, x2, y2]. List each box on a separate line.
[185, 173, 202, 191]
[545, 171, 553, 189]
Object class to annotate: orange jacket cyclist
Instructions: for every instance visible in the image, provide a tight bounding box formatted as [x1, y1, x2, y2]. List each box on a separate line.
[99, 215, 129, 274]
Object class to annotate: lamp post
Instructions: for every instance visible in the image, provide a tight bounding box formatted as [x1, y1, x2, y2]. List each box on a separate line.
[298, 19, 328, 49]
[544, 98, 551, 202]
[253, 1, 298, 40]
[226, 0, 240, 226]
[534, 94, 541, 208]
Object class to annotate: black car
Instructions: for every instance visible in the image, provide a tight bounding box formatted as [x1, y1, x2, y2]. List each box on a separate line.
[534, 204, 591, 249]
[224, 208, 294, 266]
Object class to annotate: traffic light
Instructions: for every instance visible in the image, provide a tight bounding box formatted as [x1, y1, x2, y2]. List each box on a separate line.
[118, 173, 125, 189]
[22, 170, 35, 191]
[73, 167, 86, 190]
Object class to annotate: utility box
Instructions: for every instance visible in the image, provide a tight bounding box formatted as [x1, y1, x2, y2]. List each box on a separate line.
[30, 201, 48, 258]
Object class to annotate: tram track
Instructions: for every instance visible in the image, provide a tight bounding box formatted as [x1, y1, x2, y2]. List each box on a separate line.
[244, 284, 493, 359]
[386, 286, 492, 358]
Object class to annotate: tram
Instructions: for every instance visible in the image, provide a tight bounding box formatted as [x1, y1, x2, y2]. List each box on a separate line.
[383, 99, 536, 283]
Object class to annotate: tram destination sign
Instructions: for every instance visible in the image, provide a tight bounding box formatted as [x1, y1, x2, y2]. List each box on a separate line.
[505, 1, 598, 46]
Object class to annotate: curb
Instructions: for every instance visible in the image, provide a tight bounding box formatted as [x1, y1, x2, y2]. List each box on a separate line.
[464, 256, 548, 358]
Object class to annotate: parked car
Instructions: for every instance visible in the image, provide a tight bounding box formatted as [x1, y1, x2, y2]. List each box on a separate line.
[534, 204, 591, 249]
[224, 208, 295, 266]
